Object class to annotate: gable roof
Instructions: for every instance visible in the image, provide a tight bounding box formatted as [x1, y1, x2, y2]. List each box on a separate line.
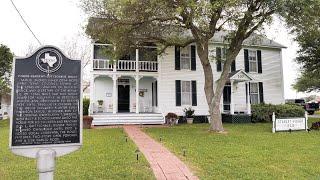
[210, 31, 286, 49]
[228, 69, 254, 82]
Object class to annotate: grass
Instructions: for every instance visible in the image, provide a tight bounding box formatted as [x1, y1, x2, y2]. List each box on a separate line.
[0, 119, 154, 180]
[144, 118, 320, 180]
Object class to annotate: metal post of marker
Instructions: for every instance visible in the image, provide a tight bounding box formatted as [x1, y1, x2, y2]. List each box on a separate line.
[37, 149, 56, 180]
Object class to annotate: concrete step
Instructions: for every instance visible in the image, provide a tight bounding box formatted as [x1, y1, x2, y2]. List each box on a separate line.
[91, 113, 165, 125]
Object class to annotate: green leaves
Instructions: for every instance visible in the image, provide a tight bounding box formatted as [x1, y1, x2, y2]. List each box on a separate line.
[0, 44, 13, 95]
[284, 1, 320, 92]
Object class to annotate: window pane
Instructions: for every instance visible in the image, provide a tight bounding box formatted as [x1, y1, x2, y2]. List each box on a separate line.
[180, 46, 191, 70]
[181, 81, 191, 105]
[181, 58, 190, 69]
[249, 62, 257, 72]
[221, 48, 227, 60]
[250, 83, 258, 93]
[251, 94, 259, 104]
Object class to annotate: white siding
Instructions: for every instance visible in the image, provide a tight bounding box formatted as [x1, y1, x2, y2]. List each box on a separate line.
[158, 45, 285, 116]
[93, 76, 113, 112]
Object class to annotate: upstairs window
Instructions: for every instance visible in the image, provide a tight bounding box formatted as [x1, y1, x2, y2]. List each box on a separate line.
[180, 46, 191, 70]
[248, 50, 258, 72]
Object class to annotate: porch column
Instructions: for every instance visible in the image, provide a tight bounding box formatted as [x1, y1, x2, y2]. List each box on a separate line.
[112, 75, 118, 114]
[246, 82, 251, 114]
[230, 80, 235, 115]
[89, 74, 95, 115]
[136, 48, 139, 72]
[135, 75, 141, 114]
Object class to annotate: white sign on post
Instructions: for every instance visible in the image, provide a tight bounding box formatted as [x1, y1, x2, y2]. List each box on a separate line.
[9, 46, 82, 180]
[272, 112, 308, 133]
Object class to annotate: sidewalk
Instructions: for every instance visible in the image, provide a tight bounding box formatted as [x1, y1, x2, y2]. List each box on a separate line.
[124, 126, 198, 180]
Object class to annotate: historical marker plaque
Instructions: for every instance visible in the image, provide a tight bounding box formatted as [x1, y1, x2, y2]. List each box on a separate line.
[10, 46, 82, 157]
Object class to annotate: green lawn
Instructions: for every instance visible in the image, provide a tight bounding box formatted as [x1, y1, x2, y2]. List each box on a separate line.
[0, 119, 154, 180]
[145, 118, 320, 180]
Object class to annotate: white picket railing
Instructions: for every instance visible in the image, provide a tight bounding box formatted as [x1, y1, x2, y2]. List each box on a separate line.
[138, 61, 158, 71]
[117, 60, 136, 71]
[93, 59, 114, 70]
[93, 59, 158, 72]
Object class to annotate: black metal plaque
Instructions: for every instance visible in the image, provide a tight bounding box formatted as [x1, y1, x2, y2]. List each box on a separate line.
[11, 46, 81, 146]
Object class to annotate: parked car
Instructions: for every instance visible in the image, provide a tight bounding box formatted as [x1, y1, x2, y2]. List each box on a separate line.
[286, 99, 319, 115]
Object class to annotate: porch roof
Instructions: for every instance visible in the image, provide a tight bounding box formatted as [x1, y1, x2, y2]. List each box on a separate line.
[228, 70, 254, 82]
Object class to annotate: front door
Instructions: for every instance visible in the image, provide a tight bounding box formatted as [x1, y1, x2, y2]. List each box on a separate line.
[118, 85, 130, 112]
[223, 84, 231, 112]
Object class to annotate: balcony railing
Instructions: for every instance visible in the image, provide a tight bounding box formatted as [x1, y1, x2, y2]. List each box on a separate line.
[93, 59, 158, 72]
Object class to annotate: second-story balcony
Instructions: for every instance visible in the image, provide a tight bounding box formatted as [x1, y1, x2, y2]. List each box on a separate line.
[93, 59, 158, 72]
[92, 43, 158, 72]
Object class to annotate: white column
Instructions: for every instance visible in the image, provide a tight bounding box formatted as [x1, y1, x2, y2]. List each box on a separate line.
[230, 80, 234, 115]
[136, 48, 139, 72]
[89, 75, 95, 115]
[113, 46, 117, 72]
[135, 75, 140, 114]
[112, 75, 118, 114]
[246, 82, 251, 114]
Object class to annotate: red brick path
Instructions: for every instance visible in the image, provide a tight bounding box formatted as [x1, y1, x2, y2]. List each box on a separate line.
[124, 126, 199, 180]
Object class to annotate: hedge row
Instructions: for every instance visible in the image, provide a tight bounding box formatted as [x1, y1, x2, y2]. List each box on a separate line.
[251, 104, 305, 122]
[83, 98, 90, 116]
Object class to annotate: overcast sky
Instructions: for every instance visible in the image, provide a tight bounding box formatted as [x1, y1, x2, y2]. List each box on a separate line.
[0, 0, 317, 99]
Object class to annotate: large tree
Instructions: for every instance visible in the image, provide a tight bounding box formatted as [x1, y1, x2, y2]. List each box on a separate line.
[82, 0, 293, 132]
[283, 0, 320, 92]
[0, 44, 13, 95]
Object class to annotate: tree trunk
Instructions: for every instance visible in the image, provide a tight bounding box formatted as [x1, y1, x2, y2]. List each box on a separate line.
[195, 36, 243, 132]
[196, 41, 225, 132]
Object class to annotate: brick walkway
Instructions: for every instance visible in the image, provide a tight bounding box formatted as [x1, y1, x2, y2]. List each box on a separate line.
[124, 126, 198, 180]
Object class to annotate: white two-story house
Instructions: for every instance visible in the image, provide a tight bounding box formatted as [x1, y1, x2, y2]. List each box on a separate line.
[89, 31, 285, 125]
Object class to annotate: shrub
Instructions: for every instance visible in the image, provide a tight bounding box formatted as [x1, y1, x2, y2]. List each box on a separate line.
[311, 122, 320, 130]
[83, 98, 90, 116]
[251, 103, 305, 122]
[165, 113, 178, 125]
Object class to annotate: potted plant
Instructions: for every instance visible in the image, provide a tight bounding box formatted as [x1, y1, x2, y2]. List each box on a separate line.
[184, 107, 195, 124]
[83, 116, 94, 129]
[98, 100, 103, 106]
[165, 113, 178, 126]
[97, 100, 103, 112]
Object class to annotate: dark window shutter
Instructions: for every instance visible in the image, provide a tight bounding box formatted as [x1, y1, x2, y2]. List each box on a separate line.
[216, 47, 222, 72]
[191, 45, 196, 71]
[175, 46, 180, 70]
[245, 83, 248, 103]
[244, 49, 249, 72]
[257, 50, 262, 73]
[175, 80, 181, 106]
[231, 60, 236, 72]
[259, 82, 264, 103]
[192, 81, 197, 106]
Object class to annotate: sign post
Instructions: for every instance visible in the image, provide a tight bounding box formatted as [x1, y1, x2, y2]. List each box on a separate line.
[9, 46, 82, 179]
